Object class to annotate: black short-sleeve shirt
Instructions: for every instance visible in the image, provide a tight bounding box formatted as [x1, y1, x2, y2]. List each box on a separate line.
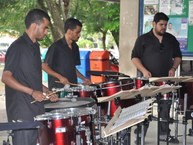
[44, 38, 80, 89]
[4, 33, 44, 121]
[131, 29, 182, 77]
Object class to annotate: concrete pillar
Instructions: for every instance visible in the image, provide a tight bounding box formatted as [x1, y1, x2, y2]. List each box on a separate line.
[119, 0, 139, 77]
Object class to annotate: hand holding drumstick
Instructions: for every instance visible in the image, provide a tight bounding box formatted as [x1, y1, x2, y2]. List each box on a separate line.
[31, 90, 59, 104]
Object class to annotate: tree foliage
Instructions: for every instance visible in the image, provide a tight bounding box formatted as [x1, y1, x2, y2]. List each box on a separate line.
[0, 0, 37, 36]
[0, 0, 120, 49]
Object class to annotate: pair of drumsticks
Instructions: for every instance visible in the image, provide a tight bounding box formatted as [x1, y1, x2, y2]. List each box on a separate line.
[31, 81, 80, 104]
[30, 90, 61, 104]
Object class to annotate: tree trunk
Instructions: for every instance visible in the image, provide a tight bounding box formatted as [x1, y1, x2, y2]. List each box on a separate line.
[111, 30, 119, 48]
[38, 0, 70, 41]
[102, 31, 107, 50]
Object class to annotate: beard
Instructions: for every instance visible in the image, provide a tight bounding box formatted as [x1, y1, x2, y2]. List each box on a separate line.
[156, 29, 166, 36]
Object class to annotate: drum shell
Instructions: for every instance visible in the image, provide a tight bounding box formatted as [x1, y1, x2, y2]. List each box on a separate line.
[38, 98, 97, 145]
[72, 86, 96, 98]
[36, 113, 76, 145]
[135, 78, 149, 89]
[119, 78, 134, 90]
[118, 78, 136, 108]
[101, 81, 121, 96]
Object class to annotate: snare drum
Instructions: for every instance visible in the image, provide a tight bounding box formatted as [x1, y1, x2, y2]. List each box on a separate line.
[100, 81, 121, 116]
[35, 112, 76, 145]
[71, 85, 97, 98]
[39, 98, 97, 145]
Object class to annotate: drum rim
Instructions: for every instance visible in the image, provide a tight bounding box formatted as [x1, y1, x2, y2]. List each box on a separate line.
[50, 107, 96, 116]
[35, 112, 72, 121]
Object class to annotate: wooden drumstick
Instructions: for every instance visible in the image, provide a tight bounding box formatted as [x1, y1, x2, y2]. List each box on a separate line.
[31, 91, 59, 104]
[55, 81, 82, 86]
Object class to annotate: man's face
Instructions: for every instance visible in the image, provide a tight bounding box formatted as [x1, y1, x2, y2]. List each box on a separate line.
[35, 18, 50, 41]
[70, 26, 82, 42]
[153, 20, 168, 36]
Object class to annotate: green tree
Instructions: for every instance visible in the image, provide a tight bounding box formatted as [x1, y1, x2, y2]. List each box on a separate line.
[73, 0, 120, 49]
[0, 0, 120, 49]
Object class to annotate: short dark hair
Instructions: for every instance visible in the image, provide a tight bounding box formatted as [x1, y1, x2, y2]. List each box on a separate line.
[153, 12, 169, 23]
[25, 9, 50, 29]
[64, 18, 82, 33]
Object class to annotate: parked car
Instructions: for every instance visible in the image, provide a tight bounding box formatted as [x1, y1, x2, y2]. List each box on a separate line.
[0, 50, 6, 63]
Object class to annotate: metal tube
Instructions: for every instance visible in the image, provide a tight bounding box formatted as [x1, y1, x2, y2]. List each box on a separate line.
[183, 93, 187, 145]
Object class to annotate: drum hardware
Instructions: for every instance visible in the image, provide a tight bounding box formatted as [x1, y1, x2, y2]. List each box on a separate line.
[182, 93, 188, 145]
[76, 125, 92, 145]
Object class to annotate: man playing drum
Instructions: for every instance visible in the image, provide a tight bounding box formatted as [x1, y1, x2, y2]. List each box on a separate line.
[131, 12, 182, 142]
[42, 18, 91, 91]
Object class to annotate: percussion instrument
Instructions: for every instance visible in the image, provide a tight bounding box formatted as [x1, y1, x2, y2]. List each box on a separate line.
[153, 81, 173, 100]
[99, 79, 135, 116]
[71, 85, 97, 98]
[135, 77, 149, 89]
[100, 80, 121, 116]
[36, 98, 97, 145]
[118, 78, 136, 107]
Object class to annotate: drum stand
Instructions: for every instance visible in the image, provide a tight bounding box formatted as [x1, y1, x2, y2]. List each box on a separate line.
[168, 90, 180, 144]
[156, 93, 171, 145]
[135, 95, 147, 145]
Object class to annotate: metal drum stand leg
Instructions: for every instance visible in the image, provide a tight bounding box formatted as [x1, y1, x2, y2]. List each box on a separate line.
[183, 93, 188, 145]
[169, 91, 180, 143]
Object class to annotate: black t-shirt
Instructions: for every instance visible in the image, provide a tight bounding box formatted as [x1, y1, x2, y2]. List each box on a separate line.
[44, 38, 80, 89]
[4, 33, 44, 121]
[131, 29, 182, 77]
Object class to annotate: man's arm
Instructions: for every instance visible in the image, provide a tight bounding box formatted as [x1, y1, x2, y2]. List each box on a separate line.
[76, 69, 91, 85]
[1, 71, 46, 102]
[131, 57, 152, 78]
[172, 57, 182, 70]
[168, 57, 182, 76]
[42, 63, 69, 84]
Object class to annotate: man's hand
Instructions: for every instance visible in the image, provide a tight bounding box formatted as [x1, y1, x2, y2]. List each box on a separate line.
[31, 90, 47, 102]
[59, 77, 69, 85]
[168, 68, 175, 77]
[142, 70, 152, 78]
[46, 91, 59, 102]
[83, 78, 92, 85]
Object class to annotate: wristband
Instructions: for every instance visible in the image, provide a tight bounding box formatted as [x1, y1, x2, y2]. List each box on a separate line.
[171, 66, 176, 71]
[31, 90, 35, 96]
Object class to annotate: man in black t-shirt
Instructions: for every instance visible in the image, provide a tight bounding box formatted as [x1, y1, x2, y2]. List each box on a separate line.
[131, 12, 182, 142]
[2, 9, 58, 145]
[42, 18, 91, 90]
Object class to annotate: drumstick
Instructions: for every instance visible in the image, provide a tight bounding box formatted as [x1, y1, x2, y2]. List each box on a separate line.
[55, 81, 82, 86]
[30, 91, 59, 104]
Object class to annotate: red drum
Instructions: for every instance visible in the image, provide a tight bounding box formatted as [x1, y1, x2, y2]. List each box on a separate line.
[119, 78, 134, 90]
[42, 98, 97, 145]
[119, 78, 136, 108]
[135, 77, 149, 89]
[36, 112, 76, 145]
[154, 81, 173, 100]
[71, 85, 97, 98]
[100, 81, 121, 116]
